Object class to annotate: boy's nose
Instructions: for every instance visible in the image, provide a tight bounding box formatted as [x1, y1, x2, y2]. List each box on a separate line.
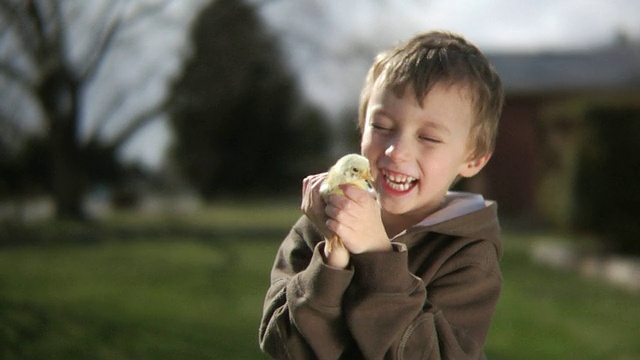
[384, 135, 411, 162]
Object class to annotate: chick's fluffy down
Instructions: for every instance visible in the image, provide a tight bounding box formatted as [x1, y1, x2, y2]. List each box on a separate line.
[320, 154, 375, 250]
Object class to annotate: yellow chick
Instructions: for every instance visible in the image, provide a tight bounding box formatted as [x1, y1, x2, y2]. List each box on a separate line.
[320, 154, 375, 251]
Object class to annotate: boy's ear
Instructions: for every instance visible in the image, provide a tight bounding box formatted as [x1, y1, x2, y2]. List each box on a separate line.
[459, 152, 492, 178]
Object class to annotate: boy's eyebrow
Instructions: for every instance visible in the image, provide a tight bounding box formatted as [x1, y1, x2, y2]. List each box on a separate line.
[367, 105, 396, 123]
[368, 104, 388, 117]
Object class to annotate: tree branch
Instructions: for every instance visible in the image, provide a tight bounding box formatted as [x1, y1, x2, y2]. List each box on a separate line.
[77, 0, 124, 82]
[85, 89, 129, 145]
[25, 0, 47, 48]
[86, 61, 161, 145]
[50, 0, 66, 62]
[0, 0, 41, 59]
[83, 0, 178, 145]
[79, 0, 173, 83]
[109, 98, 169, 150]
[0, 59, 33, 91]
[23, 0, 67, 77]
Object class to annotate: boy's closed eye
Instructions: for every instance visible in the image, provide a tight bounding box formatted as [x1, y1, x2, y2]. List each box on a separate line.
[370, 119, 394, 132]
[371, 123, 391, 131]
[418, 134, 443, 144]
[418, 122, 450, 144]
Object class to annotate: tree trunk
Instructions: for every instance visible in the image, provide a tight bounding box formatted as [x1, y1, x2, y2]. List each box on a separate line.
[50, 128, 85, 220]
[40, 69, 86, 220]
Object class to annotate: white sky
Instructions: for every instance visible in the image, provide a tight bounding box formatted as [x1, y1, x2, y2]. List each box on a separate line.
[259, 0, 640, 117]
[125, 0, 640, 168]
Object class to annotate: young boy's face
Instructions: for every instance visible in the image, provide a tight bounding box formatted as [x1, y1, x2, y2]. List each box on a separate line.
[361, 80, 489, 226]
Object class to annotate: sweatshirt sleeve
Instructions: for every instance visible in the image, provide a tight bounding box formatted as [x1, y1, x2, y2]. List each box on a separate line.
[260, 216, 503, 359]
[344, 240, 502, 359]
[259, 217, 355, 360]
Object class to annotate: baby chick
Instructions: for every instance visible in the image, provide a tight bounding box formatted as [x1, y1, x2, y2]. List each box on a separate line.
[320, 154, 375, 252]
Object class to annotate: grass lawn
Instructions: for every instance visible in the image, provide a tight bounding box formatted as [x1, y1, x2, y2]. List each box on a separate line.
[487, 238, 640, 360]
[1, 201, 639, 359]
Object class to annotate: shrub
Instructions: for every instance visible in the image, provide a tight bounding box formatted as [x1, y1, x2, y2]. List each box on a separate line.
[574, 107, 640, 254]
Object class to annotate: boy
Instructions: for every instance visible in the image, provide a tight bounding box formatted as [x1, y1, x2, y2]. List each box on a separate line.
[259, 31, 505, 359]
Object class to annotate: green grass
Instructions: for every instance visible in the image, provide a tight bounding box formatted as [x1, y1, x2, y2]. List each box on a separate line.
[487, 237, 640, 360]
[0, 240, 278, 359]
[1, 202, 639, 359]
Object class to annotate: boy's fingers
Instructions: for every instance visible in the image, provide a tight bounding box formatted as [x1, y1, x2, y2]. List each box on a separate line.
[302, 173, 325, 193]
[327, 194, 351, 212]
[340, 185, 372, 203]
[302, 173, 327, 203]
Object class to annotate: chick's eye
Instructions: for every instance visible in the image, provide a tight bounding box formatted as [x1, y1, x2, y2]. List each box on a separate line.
[352, 167, 359, 173]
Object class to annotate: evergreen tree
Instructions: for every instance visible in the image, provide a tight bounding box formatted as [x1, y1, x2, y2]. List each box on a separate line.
[169, 0, 329, 199]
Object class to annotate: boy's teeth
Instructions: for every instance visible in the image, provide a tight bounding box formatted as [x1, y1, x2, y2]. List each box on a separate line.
[387, 180, 411, 191]
[383, 171, 416, 191]
[385, 172, 416, 183]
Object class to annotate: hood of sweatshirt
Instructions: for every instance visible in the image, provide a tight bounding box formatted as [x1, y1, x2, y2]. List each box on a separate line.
[395, 191, 502, 258]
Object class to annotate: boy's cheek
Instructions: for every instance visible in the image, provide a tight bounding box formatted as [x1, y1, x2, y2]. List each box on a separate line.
[359, 131, 375, 156]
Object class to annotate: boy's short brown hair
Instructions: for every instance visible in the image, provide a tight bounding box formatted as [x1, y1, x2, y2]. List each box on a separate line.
[358, 31, 504, 159]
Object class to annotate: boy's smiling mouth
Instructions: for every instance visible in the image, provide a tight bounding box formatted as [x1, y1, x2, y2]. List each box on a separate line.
[380, 169, 418, 193]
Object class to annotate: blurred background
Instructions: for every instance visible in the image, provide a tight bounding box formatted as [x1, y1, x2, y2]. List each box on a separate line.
[1, 0, 639, 359]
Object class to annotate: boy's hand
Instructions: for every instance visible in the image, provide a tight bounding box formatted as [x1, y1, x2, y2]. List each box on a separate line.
[302, 173, 351, 268]
[301, 173, 333, 239]
[325, 185, 391, 254]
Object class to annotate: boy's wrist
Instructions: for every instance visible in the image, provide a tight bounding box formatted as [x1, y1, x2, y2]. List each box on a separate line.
[323, 241, 350, 269]
[295, 243, 354, 308]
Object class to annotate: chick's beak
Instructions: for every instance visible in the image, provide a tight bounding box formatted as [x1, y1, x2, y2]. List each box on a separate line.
[363, 169, 374, 189]
[363, 169, 374, 182]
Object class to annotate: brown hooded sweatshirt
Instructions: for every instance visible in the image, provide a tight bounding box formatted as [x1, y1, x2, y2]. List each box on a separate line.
[259, 192, 503, 359]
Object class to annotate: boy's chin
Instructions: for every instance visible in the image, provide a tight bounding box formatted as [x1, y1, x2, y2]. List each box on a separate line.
[378, 193, 416, 214]
[380, 190, 444, 217]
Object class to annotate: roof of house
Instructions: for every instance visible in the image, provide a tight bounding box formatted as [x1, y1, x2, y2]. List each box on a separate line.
[487, 41, 640, 94]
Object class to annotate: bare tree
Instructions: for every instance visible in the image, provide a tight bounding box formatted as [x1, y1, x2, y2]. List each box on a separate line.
[0, 0, 199, 219]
